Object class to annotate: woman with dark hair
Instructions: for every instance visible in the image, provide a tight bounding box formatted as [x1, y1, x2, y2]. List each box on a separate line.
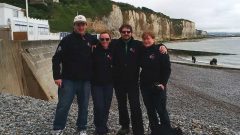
[140, 32, 173, 135]
[91, 32, 113, 135]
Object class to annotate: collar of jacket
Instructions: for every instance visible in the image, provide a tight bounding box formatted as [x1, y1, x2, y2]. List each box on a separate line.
[72, 31, 90, 40]
[144, 44, 158, 51]
[96, 43, 110, 51]
[119, 37, 134, 44]
[144, 43, 155, 49]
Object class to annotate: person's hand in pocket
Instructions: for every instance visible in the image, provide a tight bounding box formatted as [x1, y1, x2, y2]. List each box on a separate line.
[54, 79, 62, 88]
[157, 84, 165, 90]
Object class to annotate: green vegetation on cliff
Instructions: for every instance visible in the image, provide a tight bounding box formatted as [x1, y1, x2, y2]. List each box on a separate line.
[0, 0, 112, 32]
[49, 0, 111, 32]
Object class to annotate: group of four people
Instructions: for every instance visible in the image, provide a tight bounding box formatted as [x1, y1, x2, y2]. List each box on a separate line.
[52, 15, 172, 135]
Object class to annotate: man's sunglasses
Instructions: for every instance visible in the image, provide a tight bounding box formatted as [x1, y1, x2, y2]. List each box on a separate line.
[100, 38, 110, 42]
[121, 31, 131, 34]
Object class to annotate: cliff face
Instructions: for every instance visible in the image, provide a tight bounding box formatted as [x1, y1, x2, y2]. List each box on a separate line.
[87, 4, 196, 40]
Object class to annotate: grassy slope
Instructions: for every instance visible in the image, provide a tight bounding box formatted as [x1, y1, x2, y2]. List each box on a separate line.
[0, 0, 112, 32]
[49, 0, 112, 32]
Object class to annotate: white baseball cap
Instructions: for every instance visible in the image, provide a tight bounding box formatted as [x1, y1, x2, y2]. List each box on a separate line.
[73, 15, 87, 23]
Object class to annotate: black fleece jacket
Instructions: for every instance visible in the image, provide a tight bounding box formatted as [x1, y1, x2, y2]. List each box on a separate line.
[52, 32, 98, 80]
[140, 44, 171, 87]
[111, 37, 142, 85]
[92, 45, 113, 85]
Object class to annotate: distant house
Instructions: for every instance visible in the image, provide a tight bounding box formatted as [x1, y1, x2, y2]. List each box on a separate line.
[0, 3, 59, 40]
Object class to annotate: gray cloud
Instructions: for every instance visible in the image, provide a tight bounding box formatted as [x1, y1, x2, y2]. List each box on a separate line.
[112, 0, 240, 32]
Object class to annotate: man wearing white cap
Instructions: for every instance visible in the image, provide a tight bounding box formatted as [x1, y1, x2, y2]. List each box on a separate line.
[52, 15, 98, 135]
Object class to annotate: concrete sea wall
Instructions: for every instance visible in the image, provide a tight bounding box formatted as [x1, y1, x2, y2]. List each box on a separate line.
[0, 36, 59, 100]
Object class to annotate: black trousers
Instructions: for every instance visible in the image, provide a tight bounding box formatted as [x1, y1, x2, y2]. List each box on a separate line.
[141, 85, 171, 133]
[114, 83, 144, 135]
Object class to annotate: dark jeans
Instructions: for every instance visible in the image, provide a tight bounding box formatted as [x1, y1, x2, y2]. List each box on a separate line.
[91, 84, 113, 134]
[53, 80, 91, 131]
[141, 85, 171, 133]
[114, 83, 144, 135]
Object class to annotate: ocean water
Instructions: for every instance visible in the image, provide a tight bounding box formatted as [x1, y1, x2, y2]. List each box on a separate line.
[165, 37, 240, 68]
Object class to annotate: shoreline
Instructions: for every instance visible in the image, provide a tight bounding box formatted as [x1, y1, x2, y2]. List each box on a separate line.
[169, 49, 237, 56]
[163, 37, 240, 70]
[160, 36, 240, 44]
[169, 53, 240, 70]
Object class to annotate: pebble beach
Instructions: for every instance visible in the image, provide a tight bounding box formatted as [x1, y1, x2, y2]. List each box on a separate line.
[0, 63, 240, 135]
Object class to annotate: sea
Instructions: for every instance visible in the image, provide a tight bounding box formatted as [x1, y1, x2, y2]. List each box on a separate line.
[165, 37, 240, 68]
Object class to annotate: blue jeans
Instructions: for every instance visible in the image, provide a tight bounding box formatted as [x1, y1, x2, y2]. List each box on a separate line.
[53, 79, 91, 131]
[91, 85, 113, 134]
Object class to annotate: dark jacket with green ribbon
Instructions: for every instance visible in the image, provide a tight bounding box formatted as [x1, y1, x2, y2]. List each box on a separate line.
[111, 37, 142, 85]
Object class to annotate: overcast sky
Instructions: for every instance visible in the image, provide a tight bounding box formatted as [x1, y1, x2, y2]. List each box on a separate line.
[112, 0, 240, 32]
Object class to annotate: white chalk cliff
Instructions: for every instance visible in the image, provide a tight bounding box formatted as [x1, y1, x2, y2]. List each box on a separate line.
[88, 4, 197, 40]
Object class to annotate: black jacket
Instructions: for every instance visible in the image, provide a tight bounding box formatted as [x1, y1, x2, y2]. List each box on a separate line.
[92, 45, 113, 85]
[111, 37, 142, 85]
[140, 44, 171, 87]
[52, 32, 98, 80]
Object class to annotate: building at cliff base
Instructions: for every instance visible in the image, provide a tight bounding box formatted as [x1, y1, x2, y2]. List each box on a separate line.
[0, 3, 59, 40]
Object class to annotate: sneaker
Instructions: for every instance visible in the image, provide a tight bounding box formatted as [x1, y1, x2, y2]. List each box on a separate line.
[117, 127, 130, 135]
[78, 130, 87, 135]
[52, 130, 63, 135]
